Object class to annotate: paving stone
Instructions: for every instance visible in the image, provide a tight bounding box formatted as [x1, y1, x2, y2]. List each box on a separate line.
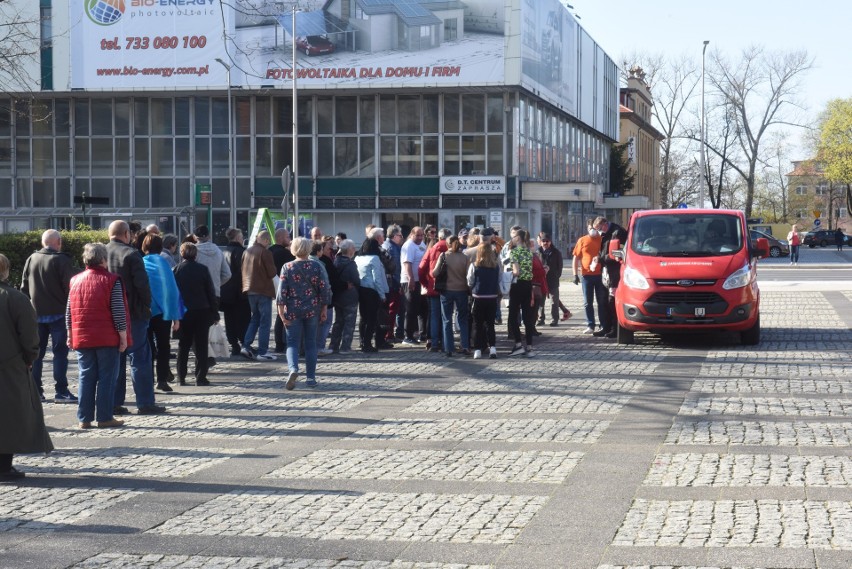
[0, 487, 142, 532]
[167, 393, 375, 413]
[349, 419, 610, 443]
[700, 350, 852, 378]
[405, 394, 630, 414]
[448, 378, 645, 394]
[690, 379, 852, 394]
[69, 555, 491, 568]
[598, 566, 805, 569]
[480, 360, 662, 377]
[149, 491, 548, 543]
[13, 447, 244, 478]
[679, 397, 852, 417]
[612, 500, 852, 549]
[265, 449, 584, 483]
[218, 374, 418, 392]
[49, 414, 314, 440]
[665, 421, 852, 446]
[644, 453, 852, 487]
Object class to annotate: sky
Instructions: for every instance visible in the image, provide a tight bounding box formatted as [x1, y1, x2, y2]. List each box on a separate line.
[575, 0, 852, 160]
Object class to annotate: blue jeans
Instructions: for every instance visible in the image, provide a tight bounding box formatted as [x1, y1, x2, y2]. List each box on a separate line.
[244, 293, 272, 355]
[317, 306, 333, 350]
[116, 318, 156, 409]
[581, 274, 610, 330]
[329, 302, 358, 352]
[286, 314, 319, 380]
[32, 317, 69, 395]
[429, 295, 443, 348]
[790, 245, 799, 263]
[441, 290, 470, 353]
[77, 347, 119, 423]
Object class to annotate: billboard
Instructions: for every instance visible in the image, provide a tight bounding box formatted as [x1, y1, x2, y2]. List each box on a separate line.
[69, 0, 231, 88]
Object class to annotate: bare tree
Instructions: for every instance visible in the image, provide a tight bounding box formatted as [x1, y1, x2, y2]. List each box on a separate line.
[0, 1, 41, 93]
[756, 132, 793, 222]
[707, 46, 814, 218]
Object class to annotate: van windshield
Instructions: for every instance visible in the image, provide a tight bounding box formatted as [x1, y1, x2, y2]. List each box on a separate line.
[631, 214, 743, 257]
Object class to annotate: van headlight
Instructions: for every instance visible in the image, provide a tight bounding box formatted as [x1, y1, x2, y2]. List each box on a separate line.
[622, 267, 649, 290]
[722, 263, 752, 290]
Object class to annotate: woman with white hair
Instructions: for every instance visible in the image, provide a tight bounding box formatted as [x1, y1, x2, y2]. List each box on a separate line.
[277, 237, 331, 389]
[0, 253, 54, 479]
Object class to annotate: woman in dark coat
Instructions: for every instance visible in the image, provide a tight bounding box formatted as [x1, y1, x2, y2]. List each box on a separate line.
[0, 253, 53, 480]
[172, 242, 218, 386]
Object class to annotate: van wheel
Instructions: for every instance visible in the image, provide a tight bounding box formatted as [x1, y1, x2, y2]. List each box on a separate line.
[617, 323, 635, 345]
[741, 316, 760, 345]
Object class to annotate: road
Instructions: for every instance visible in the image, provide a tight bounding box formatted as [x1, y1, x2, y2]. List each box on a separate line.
[1, 276, 850, 569]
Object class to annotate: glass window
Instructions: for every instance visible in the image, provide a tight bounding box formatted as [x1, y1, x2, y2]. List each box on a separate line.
[56, 178, 70, 208]
[91, 100, 112, 135]
[134, 178, 150, 208]
[150, 99, 172, 135]
[74, 138, 89, 176]
[211, 137, 228, 176]
[134, 138, 149, 176]
[151, 179, 174, 207]
[115, 98, 130, 135]
[487, 95, 503, 132]
[114, 178, 130, 207]
[74, 99, 89, 136]
[444, 94, 459, 133]
[462, 95, 485, 132]
[298, 137, 312, 175]
[32, 101, 53, 135]
[423, 95, 439, 133]
[33, 179, 53, 208]
[115, 138, 130, 176]
[134, 98, 149, 135]
[91, 138, 113, 176]
[0, 139, 11, 176]
[175, 138, 190, 176]
[32, 138, 53, 176]
[234, 136, 250, 176]
[212, 98, 229, 135]
[335, 97, 357, 134]
[56, 139, 72, 174]
[443, 135, 459, 175]
[398, 96, 420, 134]
[255, 97, 270, 134]
[194, 97, 210, 135]
[398, 135, 420, 176]
[296, 97, 312, 134]
[212, 178, 230, 209]
[461, 135, 485, 175]
[150, 137, 173, 176]
[317, 138, 333, 176]
[272, 137, 292, 175]
[16, 179, 32, 207]
[256, 137, 271, 175]
[0, 179, 10, 207]
[423, 136, 439, 176]
[236, 177, 252, 208]
[273, 98, 292, 134]
[90, 178, 112, 202]
[0, 100, 10, 136]
[335, 136, 358, 176]
[174, 98, 190, 135]
[380, 95, 395, 134]
[316, 97, 333, 134]
[359, 137, 375, 176]
[194, 137, 209, 176]
[15, 100, 31, 136]
[234, 97, 250, 135]
[359, 96, 375, 133]
[380, 136, 395, 175]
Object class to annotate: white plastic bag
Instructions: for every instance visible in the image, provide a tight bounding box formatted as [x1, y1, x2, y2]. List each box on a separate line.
[208, 323, 229, 358]
[499, 270, 514, 296]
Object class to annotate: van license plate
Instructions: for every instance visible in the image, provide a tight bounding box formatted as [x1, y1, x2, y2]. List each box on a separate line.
[695, 307, 706, 317]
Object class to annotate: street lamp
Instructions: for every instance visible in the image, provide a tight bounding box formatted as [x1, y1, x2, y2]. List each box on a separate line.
[698, 40, 709, 208]
[291, 6, 299, 237]
[215, 57, 236, 228]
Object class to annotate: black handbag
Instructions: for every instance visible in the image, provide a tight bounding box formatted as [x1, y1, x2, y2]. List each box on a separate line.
[433, 253, 448, 292]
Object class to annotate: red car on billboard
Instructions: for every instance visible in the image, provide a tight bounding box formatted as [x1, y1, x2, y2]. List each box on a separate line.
[295, 35, 336, 56]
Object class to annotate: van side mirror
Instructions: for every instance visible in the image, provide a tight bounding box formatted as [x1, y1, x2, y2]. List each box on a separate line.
[753, 237, 770, 259]
[609, 238, 624, 261]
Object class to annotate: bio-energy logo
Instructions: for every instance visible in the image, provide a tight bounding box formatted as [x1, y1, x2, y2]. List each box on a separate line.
[86, 0, 125, 26]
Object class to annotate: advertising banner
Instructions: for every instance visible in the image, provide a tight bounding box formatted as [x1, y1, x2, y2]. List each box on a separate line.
[70, 0, 230, 88]
[440, 176, 506, 195]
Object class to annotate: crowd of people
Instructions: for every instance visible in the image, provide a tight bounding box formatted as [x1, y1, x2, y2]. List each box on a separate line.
[0, 215, 627, 479]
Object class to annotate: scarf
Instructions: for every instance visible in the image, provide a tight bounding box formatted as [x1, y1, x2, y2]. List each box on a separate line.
[144, 254, 186, 320]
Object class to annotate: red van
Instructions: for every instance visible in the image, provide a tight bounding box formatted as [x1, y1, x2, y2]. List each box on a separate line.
[609, 209, 769, 345]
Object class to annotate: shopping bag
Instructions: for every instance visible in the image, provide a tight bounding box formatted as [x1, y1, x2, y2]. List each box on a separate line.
[208, 323, 229, 358]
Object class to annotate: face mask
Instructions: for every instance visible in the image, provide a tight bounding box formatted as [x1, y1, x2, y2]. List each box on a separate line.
[588, 228, 599, 237]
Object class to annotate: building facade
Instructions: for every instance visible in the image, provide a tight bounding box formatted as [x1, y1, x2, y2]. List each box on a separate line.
[1, 0, 619, 248]
[786, 159, 848, 231]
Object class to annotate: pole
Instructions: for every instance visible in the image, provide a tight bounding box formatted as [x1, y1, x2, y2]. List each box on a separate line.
[216, 58, 236, 228]
[292, 6, 299, 237]
[699, 40, 709, 208]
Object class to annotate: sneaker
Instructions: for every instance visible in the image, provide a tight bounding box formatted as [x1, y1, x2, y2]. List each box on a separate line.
[78, 421, 93, 429]
[54, 391, 78, 404]
[137, 404, 167, 415]
[156, 382, 173, 392]
[256, 353, 277, 361]
[582, 327, 595, 334]
[195, 378, 211, 386]
[240, 347, 256, 360]
[473, 349, 482, 359]
[97, 419, 124, 429]
[305, 379, 318, 388]
[318, 348, 334, 356]
[285, 370, 298, 391]
[525, 348, 534, 358]
[561, 310, 572, 321]
[113, 406, 130, 416]
[0, 467, 26, 481]
[401, 338, 418, 345]
[489, 347, 497, 359]
[537, 319, 545, 327]
[338, 349, 352, 355]
[605, 330, 617, 339]
[592, 329, 608, 337]
[509, 345, 525, 357]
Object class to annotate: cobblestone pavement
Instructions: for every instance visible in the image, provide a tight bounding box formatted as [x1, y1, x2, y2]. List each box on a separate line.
[2, 282, 851, 569]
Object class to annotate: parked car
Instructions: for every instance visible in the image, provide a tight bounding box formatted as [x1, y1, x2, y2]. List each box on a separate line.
[749, 230, 789, 257]
[803, 229, 834, 248]
[295, 35, 335, 56]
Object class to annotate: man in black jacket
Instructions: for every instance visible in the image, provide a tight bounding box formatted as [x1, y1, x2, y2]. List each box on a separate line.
[593, 216, 627, 338]
[21, 229, 78, 403]
[221, 227, 251, 356]
[268, 228, 294, 353]
[537, 232, 569, 327]
[106, 220, 166, 415]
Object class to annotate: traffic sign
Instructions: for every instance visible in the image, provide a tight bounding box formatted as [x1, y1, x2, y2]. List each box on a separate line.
[813, 210, 821, 218]
[677, 203, 688, 209]
[814, 218, 821, 227]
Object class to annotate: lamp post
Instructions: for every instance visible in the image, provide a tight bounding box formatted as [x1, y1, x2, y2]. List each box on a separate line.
[699, 40, 709, 208]
[215, 57, 236, 228]
[291, 6, 299, 237]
